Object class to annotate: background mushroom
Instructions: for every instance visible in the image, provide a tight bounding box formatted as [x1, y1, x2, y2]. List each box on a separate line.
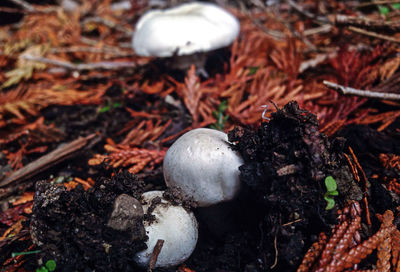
[132, 1, 240, 76]
[134, 190, 198, 268]
[163, 128, 244, 207]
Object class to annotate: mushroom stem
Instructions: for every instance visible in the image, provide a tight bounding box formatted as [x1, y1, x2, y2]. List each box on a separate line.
[168, 52, 207, 70]
[197, 200, 240, 237]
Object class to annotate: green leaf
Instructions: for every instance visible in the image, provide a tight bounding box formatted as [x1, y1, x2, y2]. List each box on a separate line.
[36, 267, 48, 272]
[324, 197, 335, 210]
[45, 260, 56, 271]
[210, 100, 229, 131]
[324, 176, 337, 192]
[392, 3, 400, 9]
[248, 66, 259, 75]
[98, 105, 110, 113]
[378, 5, 390, 15]
[113, 102, 122, 108]
[327, 190, 339, 196]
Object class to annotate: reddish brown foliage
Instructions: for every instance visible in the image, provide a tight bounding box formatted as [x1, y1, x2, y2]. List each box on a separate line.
[89, 142, 166, 174]
[0, 202, 32, 227]
[0, 84, 107, 126]
[379, 154, 400, 195]
[297, 203, 398, 272]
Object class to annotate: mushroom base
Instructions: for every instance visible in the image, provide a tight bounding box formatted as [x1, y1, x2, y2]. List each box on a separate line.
[165, 52, 208, 74]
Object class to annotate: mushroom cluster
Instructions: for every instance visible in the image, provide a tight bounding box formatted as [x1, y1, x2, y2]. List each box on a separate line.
[134, 128, 244, 268]
[127, 3, 243, 267]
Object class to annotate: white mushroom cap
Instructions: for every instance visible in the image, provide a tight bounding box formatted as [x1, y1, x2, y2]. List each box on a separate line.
[163, 128, 244, 207]
[134, 191, 198, 268]
[132, 2, 240, 57]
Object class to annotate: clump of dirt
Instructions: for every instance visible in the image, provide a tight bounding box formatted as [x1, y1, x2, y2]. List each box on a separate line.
[30, 171, 147, 272]
[163, 186, 198, 209]
[336, 124, 400, 217]
[228, 101, 361, 270]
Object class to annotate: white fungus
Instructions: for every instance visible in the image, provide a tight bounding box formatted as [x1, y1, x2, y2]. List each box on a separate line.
[132, 2, 240, 57]
[134, 191, 198, 268]
[163, 128, 244, 207]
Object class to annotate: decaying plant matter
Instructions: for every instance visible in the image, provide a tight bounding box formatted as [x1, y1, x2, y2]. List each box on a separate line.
[89, 142, 166, 174]
[297, 202, 398, 272]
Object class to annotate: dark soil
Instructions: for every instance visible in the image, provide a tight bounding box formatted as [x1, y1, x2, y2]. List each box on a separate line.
[19, 102, 400, 272]
[30, 172, 147, 272]
[227, 101, 360, 270]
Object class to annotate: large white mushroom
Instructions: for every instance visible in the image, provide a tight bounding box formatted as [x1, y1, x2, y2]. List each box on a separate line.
[163, 128, 244, 207]
[134, 190, 198, 268]
[132, 2, 240, 73]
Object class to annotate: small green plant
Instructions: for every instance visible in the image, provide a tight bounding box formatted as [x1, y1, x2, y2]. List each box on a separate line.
[248, 66, 259, 75]
[36, 260, 56, 272]
[324, 176, 339, 210]
[210, 100, 229, 131]
[378, 4, 400, 16]
[98, 100, 122, 113]
[12, 250, 41, 258]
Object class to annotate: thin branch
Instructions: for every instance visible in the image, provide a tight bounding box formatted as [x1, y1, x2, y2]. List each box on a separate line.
[49, 46, 134, 57]
[357, 0, 400, 7]
[299, 51, 337, 73]
[9, 0, 36, 12]
[0, 7, 26, 13]
[348, 26, 400, 44]
[0, 134, 98, 187]
[148, 239, 164, 271]
[323, 81, 400, 101]
[23, 55, 138, 71]
[303, 24, 332, 36]
[334, 14, 400, 32]
[8, 0, 57, 13]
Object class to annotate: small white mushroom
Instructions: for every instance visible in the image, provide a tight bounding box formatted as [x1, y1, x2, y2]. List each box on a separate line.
[132, 2, 240, 57]
[134, 191, 198, 268]
[163, 128, 244, 207]
[132, 2, 239, 75]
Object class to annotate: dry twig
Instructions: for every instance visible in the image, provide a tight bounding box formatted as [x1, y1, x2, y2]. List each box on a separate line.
[334, 14, 400, 32]
[0, 134, 97, 188]
[22, 56, 137, 71]
[323, 81, 400, 101]
[357, 1, 400, 7]
[148, 239, 165, 271]
[348, 26, 400, 44]
[9, 0, 36, 12]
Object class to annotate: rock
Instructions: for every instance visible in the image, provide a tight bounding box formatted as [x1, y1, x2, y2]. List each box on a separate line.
[107, 194, 145, 241]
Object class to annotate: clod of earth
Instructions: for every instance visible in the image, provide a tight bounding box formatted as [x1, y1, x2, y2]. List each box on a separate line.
[228, 101, 362, 270]
[134, 190, 198, 268]
[30, 172, 147, 271]
[163, 128, 243, 207]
